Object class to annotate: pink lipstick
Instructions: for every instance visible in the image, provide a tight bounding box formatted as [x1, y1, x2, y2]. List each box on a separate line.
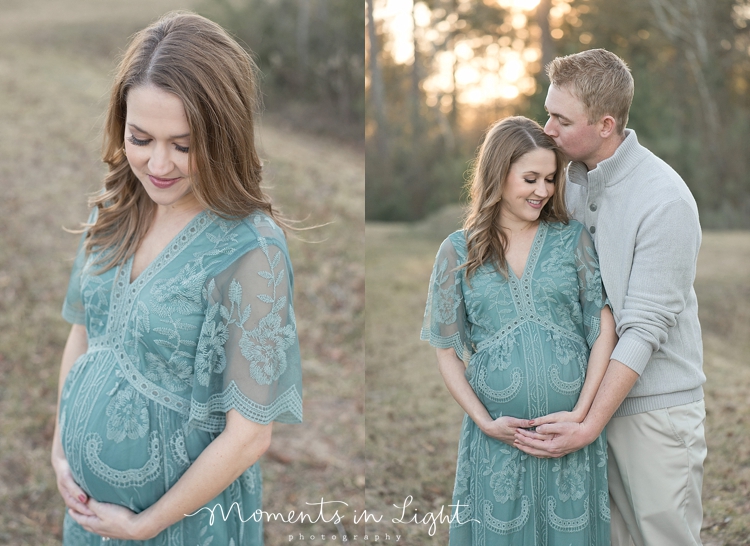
[148, 174, 181, 189]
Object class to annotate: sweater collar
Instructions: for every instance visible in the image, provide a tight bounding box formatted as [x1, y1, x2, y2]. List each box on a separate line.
[567, 129, 647, 188]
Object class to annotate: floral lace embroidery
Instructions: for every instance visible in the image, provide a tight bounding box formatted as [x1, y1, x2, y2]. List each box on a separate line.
[136, 221, 240, 395]
[151, 261, 206, 318]
[552, 452, 587, 502]
[105, 385, 149, 443]
[488, 448, 526, 503]
[581, 245, 603, 304]
[144, 350, 193, 393]
[433, 257, 462, 325]
[486, 333, 517, 372]
[80, 268, 113, 331]
[201, 237, 296, 387]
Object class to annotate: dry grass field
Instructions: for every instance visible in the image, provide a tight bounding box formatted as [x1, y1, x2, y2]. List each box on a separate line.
[0, 1, 363, 544]
[365, 207, 750, 545]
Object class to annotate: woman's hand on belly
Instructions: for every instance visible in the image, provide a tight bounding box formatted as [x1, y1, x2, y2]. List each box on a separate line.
[481, 416, 549, 447]
[528, 409, 585, 428]
[51, 409, 95, 519]
[68, 499, 150, 541]
[51, 448, 96, 519]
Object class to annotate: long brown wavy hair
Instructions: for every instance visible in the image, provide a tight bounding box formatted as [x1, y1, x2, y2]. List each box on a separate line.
[462, 116, 568, 279]
[85, 11, 281, 271]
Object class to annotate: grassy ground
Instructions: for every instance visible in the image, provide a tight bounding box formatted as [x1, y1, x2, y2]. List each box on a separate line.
[0, 1, 363, 544]
[365, 207, 750, 545]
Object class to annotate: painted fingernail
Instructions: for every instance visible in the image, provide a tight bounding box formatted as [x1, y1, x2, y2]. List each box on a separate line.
[79, 494, 87, 503]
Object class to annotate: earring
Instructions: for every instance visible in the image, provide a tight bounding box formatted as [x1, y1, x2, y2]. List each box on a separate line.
[122, 146, 127, 157]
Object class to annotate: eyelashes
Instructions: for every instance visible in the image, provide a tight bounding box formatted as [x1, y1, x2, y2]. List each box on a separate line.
[523, 178, 557, 184]
[127, 135, 149, 147]
[126, 135, 189, 154]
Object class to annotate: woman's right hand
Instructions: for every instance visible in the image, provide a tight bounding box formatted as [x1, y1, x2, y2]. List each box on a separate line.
[52, 437, 95, 517]
[480, 416, 537, 446]
[52, 324, 92, 516]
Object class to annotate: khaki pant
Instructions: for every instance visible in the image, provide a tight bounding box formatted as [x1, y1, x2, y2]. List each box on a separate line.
[607, 400, 707, 546]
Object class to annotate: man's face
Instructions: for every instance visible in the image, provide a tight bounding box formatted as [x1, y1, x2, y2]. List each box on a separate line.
[544, 84, 603, 169]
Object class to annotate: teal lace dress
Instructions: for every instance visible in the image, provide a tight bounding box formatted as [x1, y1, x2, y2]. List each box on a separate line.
[60, 210, 302, 546]
[421, 221, 610, 546]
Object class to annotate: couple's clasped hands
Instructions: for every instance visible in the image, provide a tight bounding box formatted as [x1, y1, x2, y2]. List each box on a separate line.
[480, 410, 593, 459]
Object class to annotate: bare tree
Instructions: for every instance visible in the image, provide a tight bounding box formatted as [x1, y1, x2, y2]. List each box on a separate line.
[647, 0, 724, 181]
[366, 0, 389, 162]
[537, 0, 555, 73]
[296, 0, 311, 69]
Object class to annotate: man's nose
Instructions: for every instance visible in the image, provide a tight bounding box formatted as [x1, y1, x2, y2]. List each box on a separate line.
[544, 117, 556, 136]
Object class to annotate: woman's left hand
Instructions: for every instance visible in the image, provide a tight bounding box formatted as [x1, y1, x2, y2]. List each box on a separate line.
[528, 409, 584, 428]
[68, 499, 157, 541]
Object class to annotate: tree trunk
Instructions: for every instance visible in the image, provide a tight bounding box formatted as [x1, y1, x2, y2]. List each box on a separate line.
[296, 0, 311, 70]
[366, 0, 389, 161]
[411, 3, 426, 218]
[537, 0, 555, 75]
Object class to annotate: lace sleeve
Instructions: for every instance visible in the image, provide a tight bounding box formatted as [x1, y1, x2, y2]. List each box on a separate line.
[188, 233, 302, 431]
[420, 236, 471, 362]
[575, 227, 607, 349]
[61, 208, 97, 324]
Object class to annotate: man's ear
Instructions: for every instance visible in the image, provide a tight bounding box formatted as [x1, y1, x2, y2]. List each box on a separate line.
[599, 115, 617, 138]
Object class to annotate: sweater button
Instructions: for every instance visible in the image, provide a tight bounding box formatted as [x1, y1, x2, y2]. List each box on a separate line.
[590, 226, 596, 234]
[589, 203, 597, 211]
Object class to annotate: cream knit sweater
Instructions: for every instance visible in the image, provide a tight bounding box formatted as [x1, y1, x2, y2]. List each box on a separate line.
[566, 129, 705, 417]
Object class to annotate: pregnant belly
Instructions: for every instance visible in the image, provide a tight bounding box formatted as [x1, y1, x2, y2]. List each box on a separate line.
[469, 342, 583, 420]
[59, 350, 169, 511]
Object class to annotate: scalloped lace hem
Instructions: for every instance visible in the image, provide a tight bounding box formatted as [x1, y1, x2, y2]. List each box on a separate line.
[188, 381, 302, 432]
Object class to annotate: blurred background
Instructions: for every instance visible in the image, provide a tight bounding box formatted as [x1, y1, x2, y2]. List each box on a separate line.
[365, 1, 750, 544]
[0, 0, 363, 544]
[366, 0, 750, 227]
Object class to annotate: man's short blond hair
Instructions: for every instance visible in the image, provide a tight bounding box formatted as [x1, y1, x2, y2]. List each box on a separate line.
[547, 49, 634, 135]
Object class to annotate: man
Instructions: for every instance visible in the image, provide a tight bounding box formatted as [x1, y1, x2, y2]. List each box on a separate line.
[514, 49, 707, 546]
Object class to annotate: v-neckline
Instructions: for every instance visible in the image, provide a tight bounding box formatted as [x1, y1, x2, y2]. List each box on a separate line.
[125, 209, 208, 286]
[507, 222, 546, 281]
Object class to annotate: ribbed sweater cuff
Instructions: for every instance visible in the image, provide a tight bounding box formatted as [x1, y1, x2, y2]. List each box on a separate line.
[613, 387, 704, 417]
[611, 334, 653, 375]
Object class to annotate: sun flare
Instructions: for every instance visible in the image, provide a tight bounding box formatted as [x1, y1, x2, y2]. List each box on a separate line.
[373, 0, 552, 107]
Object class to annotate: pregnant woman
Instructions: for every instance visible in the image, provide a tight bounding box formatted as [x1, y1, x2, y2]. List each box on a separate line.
[51, 12, 302, 544]
[421, 116, 616, 545]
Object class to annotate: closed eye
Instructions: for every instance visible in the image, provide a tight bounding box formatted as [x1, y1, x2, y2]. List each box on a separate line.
[127, 135, 189, 154]
[127, 135, 150, 147]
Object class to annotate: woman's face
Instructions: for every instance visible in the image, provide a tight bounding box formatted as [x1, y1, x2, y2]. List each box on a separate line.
[124, 85, 199, 213]
[499, 148, 557, 229]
